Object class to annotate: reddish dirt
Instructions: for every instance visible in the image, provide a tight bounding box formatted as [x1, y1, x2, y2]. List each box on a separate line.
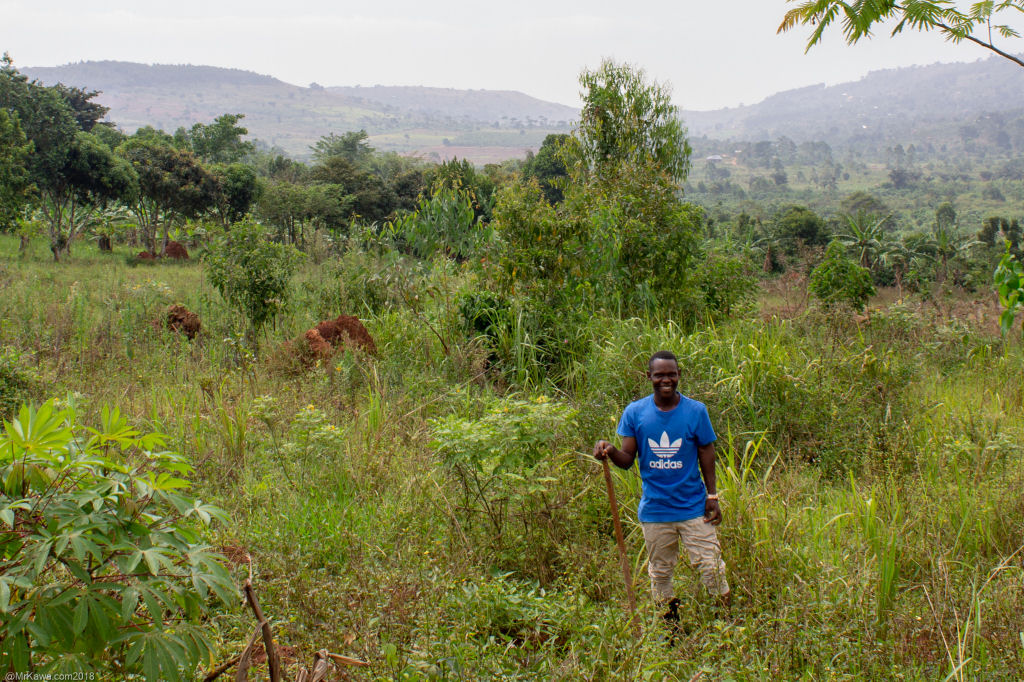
[166, 304, 201, 339]
[137, 251, 157, 260]
[315, 315, 377, 355]
[162, 241, 189, 259]
[250, 642, 300, 666]
[304, 329, 333, 360]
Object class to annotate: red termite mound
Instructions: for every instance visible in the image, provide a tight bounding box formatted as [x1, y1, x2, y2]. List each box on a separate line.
[166, 304, 201, 339]
[162, 241, 189, 259]
[314, 315, 377, 355]
[285, 315, 376, 369]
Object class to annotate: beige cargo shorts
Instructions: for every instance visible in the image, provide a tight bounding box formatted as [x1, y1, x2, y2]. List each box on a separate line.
[642, 518, 729, 601]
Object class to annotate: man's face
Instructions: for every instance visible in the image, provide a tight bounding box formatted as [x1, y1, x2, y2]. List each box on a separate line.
[647, 358, 679, 401]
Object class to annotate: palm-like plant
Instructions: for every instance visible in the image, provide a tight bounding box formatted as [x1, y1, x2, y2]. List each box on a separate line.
[838, 210, 889, 270]
[932, 223, 981, 283]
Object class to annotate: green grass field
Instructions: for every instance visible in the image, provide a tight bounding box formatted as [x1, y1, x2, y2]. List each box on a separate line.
[1, 235, 1022, 679]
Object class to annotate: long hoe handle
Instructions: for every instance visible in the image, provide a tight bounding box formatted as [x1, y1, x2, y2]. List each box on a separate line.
[601, 457, 640, 636]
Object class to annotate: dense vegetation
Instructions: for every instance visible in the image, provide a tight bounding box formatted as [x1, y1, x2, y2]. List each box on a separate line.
[1, 53, 1023, 679]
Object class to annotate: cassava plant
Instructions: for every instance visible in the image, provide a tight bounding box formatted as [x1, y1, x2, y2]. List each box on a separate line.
[0, 400, 236, 679]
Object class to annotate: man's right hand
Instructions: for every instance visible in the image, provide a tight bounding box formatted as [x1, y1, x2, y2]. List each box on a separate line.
[593, 440, 613, 461]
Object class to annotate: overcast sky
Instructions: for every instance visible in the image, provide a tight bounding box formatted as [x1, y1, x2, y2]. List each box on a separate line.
[2, 0, 1017, 111]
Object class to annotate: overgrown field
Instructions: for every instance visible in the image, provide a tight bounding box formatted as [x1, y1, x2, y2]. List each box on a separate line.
[1, 234, 1021, 680]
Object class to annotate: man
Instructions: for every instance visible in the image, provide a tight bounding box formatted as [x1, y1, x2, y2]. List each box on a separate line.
[593, 350, 731, 633]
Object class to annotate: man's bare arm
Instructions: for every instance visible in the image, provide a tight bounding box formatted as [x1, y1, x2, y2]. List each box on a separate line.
[593, 437, 637, 469]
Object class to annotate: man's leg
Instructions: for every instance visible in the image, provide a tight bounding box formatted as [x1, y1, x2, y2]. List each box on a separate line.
[641, 522, 679, 604]
[642, 522, 683, 641]
[678, 517, 730, 605]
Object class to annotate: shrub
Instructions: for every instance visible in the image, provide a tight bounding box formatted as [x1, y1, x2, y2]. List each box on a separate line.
[810, 241, 876, 311]
[204, 222, 304, 341]
[430, 396, 577, 579]
[0, 400, 235, 678]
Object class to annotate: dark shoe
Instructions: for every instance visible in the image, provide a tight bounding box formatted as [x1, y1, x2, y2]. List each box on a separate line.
[661, 597, 682, 646]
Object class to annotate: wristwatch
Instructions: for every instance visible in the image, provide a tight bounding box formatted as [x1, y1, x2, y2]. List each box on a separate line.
[706, 493, 719, 501]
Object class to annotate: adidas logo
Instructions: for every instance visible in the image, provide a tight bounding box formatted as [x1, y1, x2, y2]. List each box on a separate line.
[648, 431, 682, 459]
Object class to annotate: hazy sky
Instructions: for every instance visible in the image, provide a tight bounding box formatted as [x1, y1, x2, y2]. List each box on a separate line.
[2, 0, 1016, 110]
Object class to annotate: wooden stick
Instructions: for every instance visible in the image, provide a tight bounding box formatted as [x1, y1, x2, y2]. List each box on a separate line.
[244, 578, 282, 682]
[325, 651, 370, 667]
[202, 653, 241, 682]
[601, 457, 640, 635]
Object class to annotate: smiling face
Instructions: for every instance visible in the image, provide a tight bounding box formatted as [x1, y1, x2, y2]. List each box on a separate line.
[647, 357, 680, 404]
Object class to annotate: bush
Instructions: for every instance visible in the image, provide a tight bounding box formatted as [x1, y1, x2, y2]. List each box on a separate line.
[430, 396, 577, 579]
[810, 241, 876, 311]
[204, 222, 304, 341]
[0, 400, 235, 678]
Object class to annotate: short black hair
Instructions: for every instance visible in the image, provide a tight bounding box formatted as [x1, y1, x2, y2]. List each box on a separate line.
[648, 350, 678, 371]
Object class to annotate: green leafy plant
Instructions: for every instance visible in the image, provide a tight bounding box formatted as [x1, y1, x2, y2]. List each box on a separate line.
[0, 399, 236, 678]
[204, 222, 304, 343]
[430, 396, 576, 576]
[994, 243, 1024, 335]
[810, 240, 876, 311]
[389, 187, 487, 260]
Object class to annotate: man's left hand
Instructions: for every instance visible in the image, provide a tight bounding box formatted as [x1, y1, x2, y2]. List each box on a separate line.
[704, 498, 722, 525]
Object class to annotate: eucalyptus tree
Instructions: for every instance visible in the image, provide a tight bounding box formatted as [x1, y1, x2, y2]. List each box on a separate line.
[572, 59, 691, 184]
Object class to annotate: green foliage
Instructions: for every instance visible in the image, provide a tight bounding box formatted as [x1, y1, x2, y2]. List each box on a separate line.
[211, 162, 261, 226]
[493, 164, 705, 320]
[430, 396, 576, 572]
[772, 204, 830, 254]
[0, 399, 235, 678]
[0, 109, 33, 226]
[119, 138, 219, 252]
[204, 222, 304, 339]
[574, 59, 691, 182]
[389, 187, 487, 260]
[994, 244, 1024, 335]
[697, 249, 757, 316]
[809, 240, 876, 311]
[0, 347, 36, 418]
[310, 129, 373, 165]
[779, 0, 1024, 70]
[521, 133, 570, 204]
[176, 113, 254, 164]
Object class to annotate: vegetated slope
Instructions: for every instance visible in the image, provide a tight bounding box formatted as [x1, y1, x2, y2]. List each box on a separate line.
[683, 54, 1024, 149]
[21, 61, 578, 162]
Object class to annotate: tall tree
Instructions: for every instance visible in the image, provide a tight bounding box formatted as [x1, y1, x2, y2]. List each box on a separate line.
[52, 83, 110, 132]
[310, 130, 374, 165]
[2, 56, 132, 259]
[177, 113, 254, 164]
[779, 1, 1024, 69]
[119, 139, 218, 252]
[573, 60, 691, 183]
[0, 109, 33, 229]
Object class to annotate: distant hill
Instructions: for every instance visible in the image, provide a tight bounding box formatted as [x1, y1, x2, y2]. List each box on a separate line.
[21, 61, 578, 162]
[681, 55, 1024, 148]
[21, 56, 1024, 162]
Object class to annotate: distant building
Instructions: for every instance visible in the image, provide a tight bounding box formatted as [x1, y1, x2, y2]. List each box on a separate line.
[706, 154, 723, 163]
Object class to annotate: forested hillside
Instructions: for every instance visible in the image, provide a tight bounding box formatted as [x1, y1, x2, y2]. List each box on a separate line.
[21, 61, 577, 162]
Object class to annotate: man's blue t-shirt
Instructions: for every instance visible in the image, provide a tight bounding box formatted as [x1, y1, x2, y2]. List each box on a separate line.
[616, 393, 717, 523]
